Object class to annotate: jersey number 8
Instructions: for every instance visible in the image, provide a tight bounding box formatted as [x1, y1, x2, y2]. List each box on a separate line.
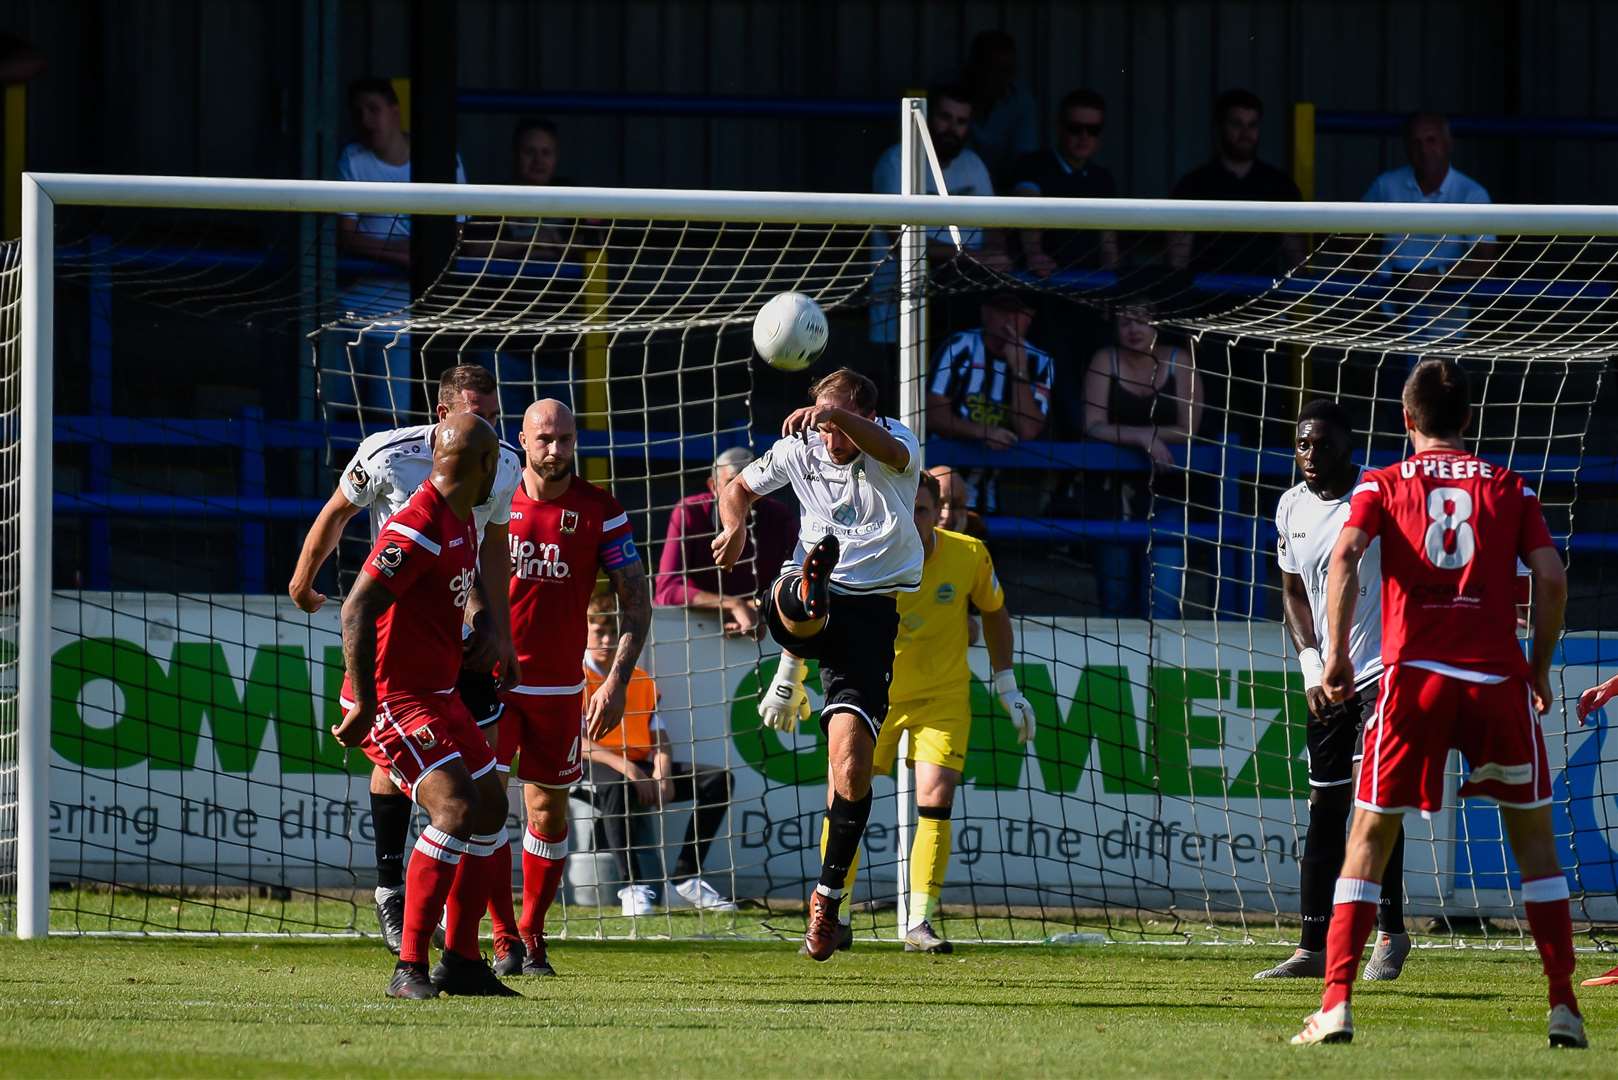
[1424, 486, 1476, 569]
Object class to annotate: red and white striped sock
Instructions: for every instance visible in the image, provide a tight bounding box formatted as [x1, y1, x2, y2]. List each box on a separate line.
[401, 825, 467, 965]
[518, 826, 568, 951]
[1322, 877, 1381, 1013]
[484, 832, 519, 944]
[1523, 874, 1580, 1015]
[443, 831, 503, 960]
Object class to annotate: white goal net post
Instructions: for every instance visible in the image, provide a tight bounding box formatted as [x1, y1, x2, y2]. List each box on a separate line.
[10, 163, 1618, 942]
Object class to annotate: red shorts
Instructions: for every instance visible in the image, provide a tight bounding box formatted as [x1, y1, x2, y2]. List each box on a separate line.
[496, 689, 584, 788]
[1357, 662, 1552, 815]
[362, 692, 497, 801]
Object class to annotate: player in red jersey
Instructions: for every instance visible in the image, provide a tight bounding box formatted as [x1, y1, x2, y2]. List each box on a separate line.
[1574, 674, 1618, 988]
[491, 398, 650, 975]
[1290, 359, 1583, 1048]
[332, 413, 520, 1000]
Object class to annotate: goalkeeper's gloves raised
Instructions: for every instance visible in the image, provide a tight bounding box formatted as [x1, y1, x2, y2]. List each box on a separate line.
[993, 669, 1036, 744]
[760, 653, 812, 734]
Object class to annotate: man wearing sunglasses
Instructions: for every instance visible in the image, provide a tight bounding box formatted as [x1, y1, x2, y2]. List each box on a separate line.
[1008, 88, 1118, 275]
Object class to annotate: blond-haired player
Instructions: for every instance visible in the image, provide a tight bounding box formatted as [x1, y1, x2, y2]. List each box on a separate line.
[810, 470, 1034, 953]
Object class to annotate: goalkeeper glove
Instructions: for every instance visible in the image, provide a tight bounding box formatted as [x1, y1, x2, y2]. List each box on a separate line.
[760, 653, 812, 733]
[993, 669, 1036, 744]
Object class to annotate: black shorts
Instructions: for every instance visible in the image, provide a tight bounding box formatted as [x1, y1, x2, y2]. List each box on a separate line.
[1306, 686, 1378, 788]
[763, 583, 899, 740]
[457, 668, 505, 729]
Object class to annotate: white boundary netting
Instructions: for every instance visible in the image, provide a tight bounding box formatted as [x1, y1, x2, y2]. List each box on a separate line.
[5, 172, 1618, 948]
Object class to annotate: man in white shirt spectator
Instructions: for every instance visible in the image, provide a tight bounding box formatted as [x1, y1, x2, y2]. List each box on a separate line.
[1362, 113, 1495, 346]
[334, 77, 467, 417]
[869, 84, 1009, 344]
[1363, 112, 1497, 277]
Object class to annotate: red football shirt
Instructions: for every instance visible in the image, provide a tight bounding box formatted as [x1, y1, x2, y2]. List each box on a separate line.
[341, 481, 479, 702]
[507, 476, 638, 689]
[1345, 448, 1555, 677]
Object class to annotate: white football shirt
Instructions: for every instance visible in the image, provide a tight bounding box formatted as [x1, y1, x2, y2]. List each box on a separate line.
[339, 421, 522, 546]
[741, 417, 924, 595]
[1275, 475, 1384, 690]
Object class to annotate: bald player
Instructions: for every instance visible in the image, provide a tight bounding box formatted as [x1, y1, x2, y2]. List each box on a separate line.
[492, 398, 650, 976]
[334, 413, 519, 999]
[927, 465, 989, 541]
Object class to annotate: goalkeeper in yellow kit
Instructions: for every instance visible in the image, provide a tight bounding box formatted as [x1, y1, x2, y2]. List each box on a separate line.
[766, 470, 1036, 953]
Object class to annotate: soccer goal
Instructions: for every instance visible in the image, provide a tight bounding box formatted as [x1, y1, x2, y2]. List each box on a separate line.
[5, 129, 1618, 948]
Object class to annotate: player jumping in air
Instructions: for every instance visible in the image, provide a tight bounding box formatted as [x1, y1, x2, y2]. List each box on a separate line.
[289, 365, 521, 955]
[332, 412, 519, 999]
[712, 367, 923, 962]
[1255, 399, 1410, 982]
[1291, 358, 1584, 1048]
[809, 470, 1035, 954]
[494, 398, 650, 976]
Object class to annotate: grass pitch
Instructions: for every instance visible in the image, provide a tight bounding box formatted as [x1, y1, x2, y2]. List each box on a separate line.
[0, 936, 1611, 1078]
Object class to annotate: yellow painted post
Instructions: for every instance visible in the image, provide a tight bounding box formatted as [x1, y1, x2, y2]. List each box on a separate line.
[1289, 101, 1318, 411]
[3, 83, 26, 239]
[1291, 101, 1316, 201]
[582, 247, 609, 484]
[389, 76, 411, 133]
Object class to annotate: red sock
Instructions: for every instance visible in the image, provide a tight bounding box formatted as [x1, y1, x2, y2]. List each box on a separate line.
[485, 833, 519, 943]
[401, 825, 468, 965]
[1524, 875, 1579, 1014]
[443, 832, 502, 960]
[1322, 877, 1381, 1013]
[518, 826, 568, 950]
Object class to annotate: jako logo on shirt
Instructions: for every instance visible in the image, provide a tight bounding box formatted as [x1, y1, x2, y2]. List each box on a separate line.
[510, 537, 570, 580]
[449, 568, 476, 607]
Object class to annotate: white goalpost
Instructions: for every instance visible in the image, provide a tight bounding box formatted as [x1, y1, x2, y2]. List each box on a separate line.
[9, 141, 1618, 944]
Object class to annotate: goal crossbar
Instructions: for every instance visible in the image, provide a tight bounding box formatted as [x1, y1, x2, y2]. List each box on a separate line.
[23, 172, 1618, 234]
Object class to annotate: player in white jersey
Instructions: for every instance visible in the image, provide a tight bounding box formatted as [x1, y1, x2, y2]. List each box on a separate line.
[1253, 399, 1410, 982]
[712, 367, 922, 962]
[288, 364, 523, 954]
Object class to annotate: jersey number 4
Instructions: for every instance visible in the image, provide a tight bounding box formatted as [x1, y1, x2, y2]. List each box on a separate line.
[1424, 487, 1476, 569]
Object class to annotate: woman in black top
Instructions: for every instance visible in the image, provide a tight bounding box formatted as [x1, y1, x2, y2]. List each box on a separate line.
[1082, 306, 1204, 617]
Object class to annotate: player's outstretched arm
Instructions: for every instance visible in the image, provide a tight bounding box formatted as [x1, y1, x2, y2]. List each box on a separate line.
[1525, 545, 1567, 716]
[586, 557, 651, 741]
[289, 488, 363, 613]
[712, 474, 761, 572]
[784, 406, 910, 472]
[1322, 526, 1369, 702]
[470, 521, 519, 687]
[334, 574, 396, 746]
[982, 605, 1035, 743]
[1578, 673, 1618, 724]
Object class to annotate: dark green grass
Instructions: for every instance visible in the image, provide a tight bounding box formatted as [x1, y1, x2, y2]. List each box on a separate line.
[0, 936, 1609, 1078]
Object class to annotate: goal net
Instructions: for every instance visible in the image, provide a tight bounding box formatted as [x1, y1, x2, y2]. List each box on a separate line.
[6, 169, 1618, 951]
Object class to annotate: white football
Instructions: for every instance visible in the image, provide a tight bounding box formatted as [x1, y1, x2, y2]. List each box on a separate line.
[752, 291, 828, 373]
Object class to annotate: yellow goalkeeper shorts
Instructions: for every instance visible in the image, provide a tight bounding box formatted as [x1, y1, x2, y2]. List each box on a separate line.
[873, 693, 972, 774]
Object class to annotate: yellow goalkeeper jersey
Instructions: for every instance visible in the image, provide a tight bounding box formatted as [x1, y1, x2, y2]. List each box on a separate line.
[890, 527, 1005, 702]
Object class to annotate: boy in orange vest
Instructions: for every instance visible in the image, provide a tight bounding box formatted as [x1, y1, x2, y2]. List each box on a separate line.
[581, 594, 738, 914]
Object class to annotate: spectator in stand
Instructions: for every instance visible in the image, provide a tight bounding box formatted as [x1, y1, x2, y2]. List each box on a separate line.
[656, 447, 799, 637]
[1083, 305, 1204, 618]
[334, 77, 467, 415]
[1167, 89, 1304, 278]
[1363, 113, 1497, 277]
[580, 595, 737, 915]
[1008, 89, 1119, 274]
[466, 117, 592, 419]
[926, 293, 1051, 515]
[869, 84, 1009, 345]
[928, 465, 989, 542]
[959, 30, 1039, 185]
[1360, 112, 1498, 358]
